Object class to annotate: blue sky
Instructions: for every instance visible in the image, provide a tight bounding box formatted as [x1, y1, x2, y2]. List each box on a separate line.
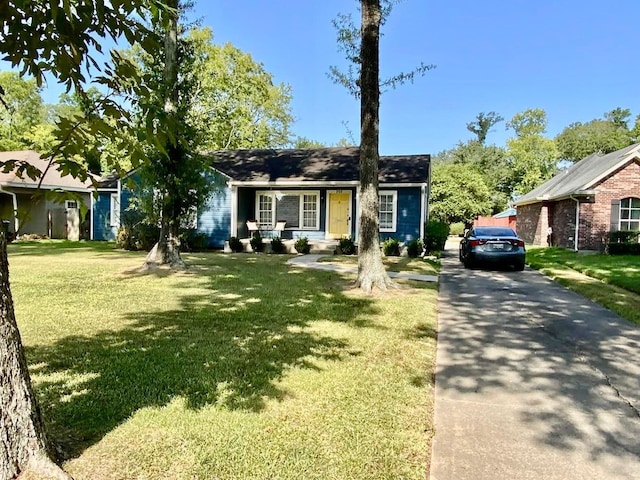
[192, 0, 639, 155]
[31, 0, 640, 156]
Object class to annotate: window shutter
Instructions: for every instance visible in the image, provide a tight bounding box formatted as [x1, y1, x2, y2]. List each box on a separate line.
[610, 199, 621, 232]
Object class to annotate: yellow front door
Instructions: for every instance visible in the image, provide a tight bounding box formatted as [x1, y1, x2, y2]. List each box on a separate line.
[328, 193, 350, 238]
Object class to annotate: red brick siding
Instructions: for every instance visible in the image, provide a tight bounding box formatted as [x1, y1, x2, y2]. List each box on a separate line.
[516, 203, 544, 245]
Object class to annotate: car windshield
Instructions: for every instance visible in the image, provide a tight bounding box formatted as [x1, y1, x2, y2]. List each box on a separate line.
[474, 227, 517, 237]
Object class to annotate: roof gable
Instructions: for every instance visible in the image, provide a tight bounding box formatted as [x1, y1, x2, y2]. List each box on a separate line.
[209, 147, 430, 184]
[515, 142, 640, 205]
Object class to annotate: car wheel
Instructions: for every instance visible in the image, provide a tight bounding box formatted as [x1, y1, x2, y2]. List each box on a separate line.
[514, 261, 525, 271]
[463, 258, 474, 269]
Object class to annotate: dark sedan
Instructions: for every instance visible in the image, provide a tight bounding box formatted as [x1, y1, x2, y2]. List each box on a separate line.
[459, 226, 526, 270]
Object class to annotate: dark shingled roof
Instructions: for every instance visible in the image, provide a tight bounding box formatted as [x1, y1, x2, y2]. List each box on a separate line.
[209, 147, 430, 184]
[514, 142, 640, 205]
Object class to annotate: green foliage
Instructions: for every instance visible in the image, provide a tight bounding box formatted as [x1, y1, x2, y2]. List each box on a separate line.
[608, 243, 640, 255]
[555, 109, 636, 163]
[506, 134, 559, 195]
[406, 239, 424, 258]
[382, 237, 400, 256]
[270, 236, 286, 254]
[449, 222, 465, 236]
[294, 236, 311, 254]
[180, 230, 209, 252]
[336, 237, 356, 255]
[430, 162, 492, 224]
[187, 28, 294, 150]
[250, 231, 265, 253]
[116, 223, 160, 252]
[506, 108, 548, 137]
[466, 111, 503, 144]
[423, 220, 449, 254]
[228, 236, 243, 253]
[0, 71, 47, 151]
[434, 140, 511, 214]
[610, 230, 639, 243]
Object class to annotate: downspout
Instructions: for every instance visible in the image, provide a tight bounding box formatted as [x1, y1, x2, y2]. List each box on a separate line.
[570, 195, 580, 252]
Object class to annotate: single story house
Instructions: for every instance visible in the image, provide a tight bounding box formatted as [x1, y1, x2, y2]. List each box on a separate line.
[93, 147, 431, 248]
[0, 150, 92, 240]
[514, 143, 640, 251]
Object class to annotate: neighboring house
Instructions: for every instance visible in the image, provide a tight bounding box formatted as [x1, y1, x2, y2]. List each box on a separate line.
[514, 143, 640, 251]
[474, 208, 517, 230]
[0, 150, 92, 240]
[95, 147, 431, 248]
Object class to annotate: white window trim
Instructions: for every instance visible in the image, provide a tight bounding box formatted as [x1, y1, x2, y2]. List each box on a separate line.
[379, 190, 398, 233]
[257, 193, 275, 229]
[619, 196, 640, 231]
[256, 190, 321, 231]
[110, 193, 120, 227]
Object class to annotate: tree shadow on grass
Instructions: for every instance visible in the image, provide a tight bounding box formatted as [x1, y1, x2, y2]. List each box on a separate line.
[24, 255, 379, 460]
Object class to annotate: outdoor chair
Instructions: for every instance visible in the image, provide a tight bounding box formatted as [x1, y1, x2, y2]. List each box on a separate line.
[246, 220, 259, 237]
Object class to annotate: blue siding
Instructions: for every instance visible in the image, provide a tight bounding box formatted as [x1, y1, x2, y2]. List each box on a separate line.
[93, 192, 117, 241]
[197, 186, 231, 248]
[380, 187, 422, 243]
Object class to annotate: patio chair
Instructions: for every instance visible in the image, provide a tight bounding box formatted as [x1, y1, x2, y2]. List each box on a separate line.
[273, 220, 287, 237]
[246, 220, 259, 237]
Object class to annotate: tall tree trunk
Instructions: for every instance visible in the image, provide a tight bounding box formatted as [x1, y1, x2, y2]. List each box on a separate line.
[356, 0, 394, 293]
[0, 233, 72, 480]
[145, 0, 185, 269]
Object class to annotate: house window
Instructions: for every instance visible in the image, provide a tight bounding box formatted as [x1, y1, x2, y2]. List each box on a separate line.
[620, 197, 640, 231]
[302, 194, 318, 229]
[379, 191, 397, 232]
[258, 194, 274, 228]
[257, 191, 320, 231]
[110, 193, 120, 227]
[65, 200, 78, 210]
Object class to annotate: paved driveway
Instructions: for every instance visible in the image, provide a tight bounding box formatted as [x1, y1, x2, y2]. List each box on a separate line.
[431, 245, 640, 480]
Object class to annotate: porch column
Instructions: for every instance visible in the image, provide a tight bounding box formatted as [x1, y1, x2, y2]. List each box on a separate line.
[230, 184, 238, 237]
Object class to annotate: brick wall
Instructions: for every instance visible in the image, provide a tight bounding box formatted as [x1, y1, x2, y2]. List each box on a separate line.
[516, 203, 543, 245]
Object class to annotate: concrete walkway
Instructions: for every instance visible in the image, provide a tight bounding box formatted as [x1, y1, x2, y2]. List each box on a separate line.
[431, 242, 640, 479]
[287, 254, 439, 282]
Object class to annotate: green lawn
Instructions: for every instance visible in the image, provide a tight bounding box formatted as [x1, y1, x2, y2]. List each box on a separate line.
[9, 241, 437, 480]
[526, 247, 640, 325]
[319, 255, 440, 277]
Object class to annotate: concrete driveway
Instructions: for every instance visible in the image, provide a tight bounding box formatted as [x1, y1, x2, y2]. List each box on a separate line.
[431, 242, 640, 479]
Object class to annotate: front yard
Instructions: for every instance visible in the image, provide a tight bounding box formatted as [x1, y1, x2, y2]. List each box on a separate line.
[9, 242, 438, 480]
[526, 247, 640, 325]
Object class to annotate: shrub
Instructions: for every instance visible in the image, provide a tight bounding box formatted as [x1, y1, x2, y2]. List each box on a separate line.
[610, 230, 639, 243]
[250, 231, 265, 252]
[423, 220, 449, 254]
[294, 236, 311, 254]
[382, 237, 401, 256]
[180, 230, 209, 252]
[449, 222, 465, 236]
[270, 236, 286, 254]
[228, 236, 244, 253]
[407, 238, 424, 258]
[116, 223, 159, 251]
[608, 242, 640, 255]
[336, 236, 356, 255]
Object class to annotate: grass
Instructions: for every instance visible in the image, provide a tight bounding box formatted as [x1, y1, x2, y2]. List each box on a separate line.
[8, 241, 438, 480]
[526, 247, 640, 325]
[320, 255, 440, 277]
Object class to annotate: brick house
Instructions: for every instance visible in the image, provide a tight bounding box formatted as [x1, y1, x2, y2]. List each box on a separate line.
[514, 143, 640, 251]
